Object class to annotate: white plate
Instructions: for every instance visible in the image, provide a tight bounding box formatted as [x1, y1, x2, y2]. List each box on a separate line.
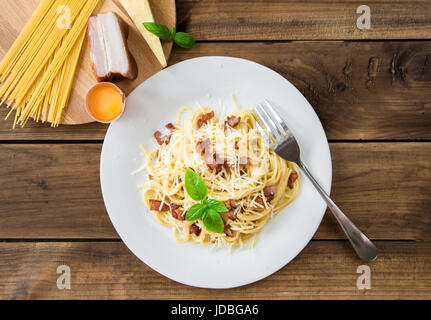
[100, 56, 332, 289]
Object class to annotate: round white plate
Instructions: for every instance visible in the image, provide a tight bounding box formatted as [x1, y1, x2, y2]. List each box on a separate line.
[100, 56, 332, 289]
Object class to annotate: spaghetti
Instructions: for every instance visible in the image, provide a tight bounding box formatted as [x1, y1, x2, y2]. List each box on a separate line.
[0, 0, 100, 127]
[139, 106, 300, 249]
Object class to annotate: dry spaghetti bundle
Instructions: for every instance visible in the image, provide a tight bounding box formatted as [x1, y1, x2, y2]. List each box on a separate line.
[0, 0, 100, 128]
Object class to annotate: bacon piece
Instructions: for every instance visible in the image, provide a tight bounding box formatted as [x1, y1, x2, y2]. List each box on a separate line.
[263, 186, 277, 202]
[170, 209, 178, 219]
[153, 123, 175, 145]
[205, 152, 223, 170]
[255, 196, 264, 207]
[170, 203, 185, 221]
[288, 171, 298, 189]
[170, 203, 180, 219]
[197, 111, 214, 128]
[189, 223, 201, 236]
[226, 116, 241, 128]
[225, 199, 238, 210]
[205, 153, 218, 170]
[149, 199, 169, 211]
[196, 138, 210, 154]
[196, 139, 223, 170]
[226, 210, 237, 221]
[153, 131, 165, 145]
[254, 187, 276, 207]
[88, 12, 137, 82]
[224, 225, 233, 237]
[165, 123, 175, 130]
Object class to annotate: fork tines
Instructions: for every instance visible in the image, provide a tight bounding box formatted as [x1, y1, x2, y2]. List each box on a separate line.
[253, 100, 292, 149]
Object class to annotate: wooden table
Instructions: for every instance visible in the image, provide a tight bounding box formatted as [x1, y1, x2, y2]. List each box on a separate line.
[1, 0, 430, 299]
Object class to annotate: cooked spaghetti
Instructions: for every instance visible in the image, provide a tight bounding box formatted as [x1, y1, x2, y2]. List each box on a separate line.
[139, 106, 300, 249]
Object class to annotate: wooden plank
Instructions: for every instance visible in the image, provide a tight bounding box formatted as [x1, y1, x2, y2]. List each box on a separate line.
[328, 142, 431, 240]
[0, 111, 107, 140]
[177, 0, 431, 40]
[0, 41, 430, 140]
[0, 241, 429, 299]
[171, 42, 431, 140]
[0, 144, 117, 239]
[0, 143, 429, 240]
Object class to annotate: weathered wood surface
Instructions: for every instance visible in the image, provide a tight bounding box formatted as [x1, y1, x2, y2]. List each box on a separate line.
[176, 0, 431, 40]
[0, 143, 429, 240]
[0, 241, 429, 299]
[172, 42, 431, 140]
[0, 0, 430, 301]
[0, 41, 429, 140]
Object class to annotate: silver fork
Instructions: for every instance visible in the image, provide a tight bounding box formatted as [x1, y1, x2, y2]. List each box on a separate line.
[254, 100, 378, 262]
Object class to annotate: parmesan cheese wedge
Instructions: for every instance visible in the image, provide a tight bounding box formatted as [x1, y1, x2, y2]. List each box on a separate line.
[120, 0, 167, 68]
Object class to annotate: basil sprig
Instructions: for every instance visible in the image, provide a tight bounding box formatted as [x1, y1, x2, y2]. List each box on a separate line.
[143, 22, 195, 49]
[184, 168, 228, 233]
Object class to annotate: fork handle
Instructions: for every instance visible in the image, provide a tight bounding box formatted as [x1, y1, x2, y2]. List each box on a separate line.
[298, 160, 378, 262]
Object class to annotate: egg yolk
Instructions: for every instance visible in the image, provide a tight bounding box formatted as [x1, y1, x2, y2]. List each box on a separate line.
[87, 84, 123, 122]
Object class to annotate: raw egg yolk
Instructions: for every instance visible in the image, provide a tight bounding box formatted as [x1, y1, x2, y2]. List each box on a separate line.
[87, 84, 123, 122]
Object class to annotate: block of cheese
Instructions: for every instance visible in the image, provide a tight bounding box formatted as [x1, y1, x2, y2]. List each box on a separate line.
[120, 0, 167, 68]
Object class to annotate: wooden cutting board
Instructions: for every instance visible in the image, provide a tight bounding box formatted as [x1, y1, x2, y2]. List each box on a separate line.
[0, 0, 176, 125]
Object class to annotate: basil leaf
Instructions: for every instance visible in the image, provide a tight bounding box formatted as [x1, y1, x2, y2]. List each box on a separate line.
[186, 203, 206, 221]
[202, 208, 224, 233]
[142, 22, 195, 50]
[143, 22, 173, 41]
[174, 32, 195, 48]
[205, 199, 229, 212]
[185, 168, 208, 201]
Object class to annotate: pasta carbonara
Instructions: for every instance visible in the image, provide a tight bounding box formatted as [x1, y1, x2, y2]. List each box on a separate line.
[139, 106, 300, 249]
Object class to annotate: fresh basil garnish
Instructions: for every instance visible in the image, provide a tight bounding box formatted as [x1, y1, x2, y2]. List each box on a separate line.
[205, 199, 229, 212]
[143, 22, 195, 49]
[174, 32, 195, 48]
[202, 208, 224, 233]
[184, 169, 226, 233]
[185, 168, 208, 201]
[143, 22, 173, 41]
[186, 203, 207, 221]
